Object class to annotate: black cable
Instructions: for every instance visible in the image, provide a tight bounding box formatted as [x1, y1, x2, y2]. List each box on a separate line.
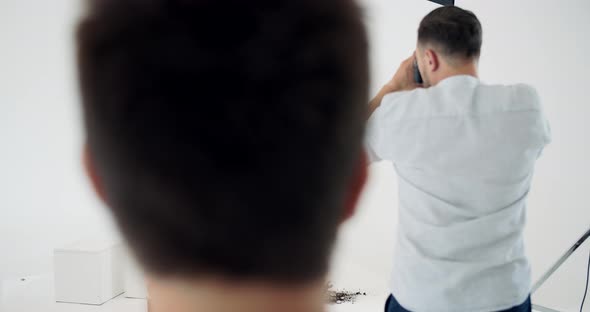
[581, 248, 590, 312]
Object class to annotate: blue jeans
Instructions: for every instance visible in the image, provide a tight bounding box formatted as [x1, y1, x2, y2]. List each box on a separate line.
[385, 294, 532, 312]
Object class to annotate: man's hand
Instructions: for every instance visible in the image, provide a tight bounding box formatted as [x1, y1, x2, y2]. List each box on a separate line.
[369, 54, 422, 117]
[388, 55, 422, 92]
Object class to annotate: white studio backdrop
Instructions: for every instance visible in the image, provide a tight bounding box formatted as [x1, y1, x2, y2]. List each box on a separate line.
[0, 0, 117, 280]
[1, 0, 589, 311]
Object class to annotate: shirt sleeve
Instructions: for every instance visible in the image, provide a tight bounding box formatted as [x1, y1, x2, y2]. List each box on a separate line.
[526, 85, 552, 146]
[520, 85, 551, 158]
[538, 105, 552, 159]
[365, 91, 410, 163]
[365, 120, 383, 163]
[542, 116, 552, 146]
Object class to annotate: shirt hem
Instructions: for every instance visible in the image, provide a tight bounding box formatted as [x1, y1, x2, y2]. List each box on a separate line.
[391, 289, 531, 312]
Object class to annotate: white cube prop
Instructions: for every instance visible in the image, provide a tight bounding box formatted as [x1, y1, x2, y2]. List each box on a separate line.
[124, 253, 148, 299]
[54, 240, 124, 305]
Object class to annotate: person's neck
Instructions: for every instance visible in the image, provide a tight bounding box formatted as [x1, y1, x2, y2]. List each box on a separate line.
[431, 61, 478, 86]
[147, 275, 327, 312]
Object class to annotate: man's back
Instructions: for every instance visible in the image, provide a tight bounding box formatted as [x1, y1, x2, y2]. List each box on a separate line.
[368, 75, 551, 312]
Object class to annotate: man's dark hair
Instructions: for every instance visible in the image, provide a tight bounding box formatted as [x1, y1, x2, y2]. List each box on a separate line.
[418, 6, 482, 59]
[77, 0, 368, 282]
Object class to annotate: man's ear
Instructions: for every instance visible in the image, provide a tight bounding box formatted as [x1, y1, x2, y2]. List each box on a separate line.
[341, 151, 368, 223]
[83, 144, 108, 204]
[425, 49, 440, 72]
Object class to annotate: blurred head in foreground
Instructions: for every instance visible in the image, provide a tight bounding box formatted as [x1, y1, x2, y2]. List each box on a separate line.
[77, 0, 368, 311]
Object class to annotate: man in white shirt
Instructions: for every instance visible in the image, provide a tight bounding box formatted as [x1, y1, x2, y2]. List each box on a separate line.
[367, 6, 551, 312]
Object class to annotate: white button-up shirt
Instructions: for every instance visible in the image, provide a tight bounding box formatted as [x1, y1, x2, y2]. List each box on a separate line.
[367, 75, 551, 312]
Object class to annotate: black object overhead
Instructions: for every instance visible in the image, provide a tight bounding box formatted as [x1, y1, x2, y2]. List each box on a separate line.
[427, 0, 455, 5]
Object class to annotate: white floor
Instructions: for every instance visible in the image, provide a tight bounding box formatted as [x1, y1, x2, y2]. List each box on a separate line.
[0, 273, 387, 312]
[1, 274, 145, 312]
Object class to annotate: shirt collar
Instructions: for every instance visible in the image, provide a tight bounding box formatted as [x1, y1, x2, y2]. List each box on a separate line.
[437, 75, 479, 87]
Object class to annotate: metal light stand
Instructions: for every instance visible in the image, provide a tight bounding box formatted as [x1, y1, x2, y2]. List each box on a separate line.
[531, 227, 590, 312]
